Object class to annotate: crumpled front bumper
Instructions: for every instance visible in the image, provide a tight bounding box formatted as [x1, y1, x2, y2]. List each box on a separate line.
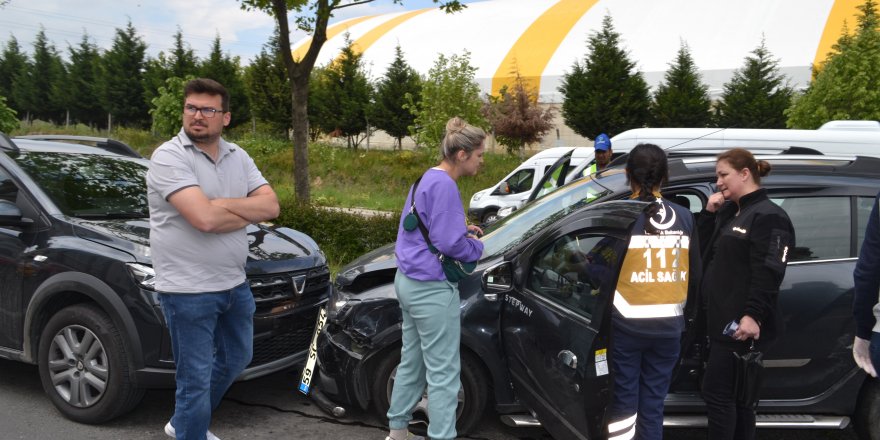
[315, 324, 371, 410]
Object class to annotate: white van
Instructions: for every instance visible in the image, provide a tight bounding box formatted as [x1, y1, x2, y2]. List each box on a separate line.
[491, 123, 880, 220]
[468, 147, 594, 223]
[609, 126, 880, 157]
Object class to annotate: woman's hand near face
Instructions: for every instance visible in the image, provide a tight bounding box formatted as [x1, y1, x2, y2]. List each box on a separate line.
[706, 192, 725, 213]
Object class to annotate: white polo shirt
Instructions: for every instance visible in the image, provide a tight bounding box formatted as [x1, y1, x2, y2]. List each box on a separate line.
[147, 129, 268, 293]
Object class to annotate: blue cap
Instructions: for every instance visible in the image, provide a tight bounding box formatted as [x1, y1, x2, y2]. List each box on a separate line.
[594, 133, 611, 151]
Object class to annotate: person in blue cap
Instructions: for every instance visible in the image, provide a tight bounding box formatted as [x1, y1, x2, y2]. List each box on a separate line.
[591, 133, 613, 174]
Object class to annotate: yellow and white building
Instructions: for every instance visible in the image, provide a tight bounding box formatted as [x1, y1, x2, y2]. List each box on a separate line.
[292, 0, 867, 148]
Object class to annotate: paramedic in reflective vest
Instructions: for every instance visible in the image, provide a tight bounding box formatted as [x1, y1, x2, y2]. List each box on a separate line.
[607, 143, 702, 440]
[590, 133, 613, 174]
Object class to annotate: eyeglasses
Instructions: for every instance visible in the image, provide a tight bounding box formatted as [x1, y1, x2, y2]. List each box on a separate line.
[184, 105, 223, 118]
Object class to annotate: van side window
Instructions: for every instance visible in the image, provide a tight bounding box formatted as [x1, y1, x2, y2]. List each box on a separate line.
[505, 168, 535, 194]
[773, 196, 850, 261]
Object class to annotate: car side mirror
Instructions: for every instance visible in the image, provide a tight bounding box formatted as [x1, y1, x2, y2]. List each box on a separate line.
[0, 200, 32, 227]
[494, 182, 511, 195]
[482, 262, 513, 301]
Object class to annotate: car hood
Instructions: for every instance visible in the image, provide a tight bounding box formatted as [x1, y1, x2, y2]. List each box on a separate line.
[335, 242, 398, 293]
[69, 218, 325, 272]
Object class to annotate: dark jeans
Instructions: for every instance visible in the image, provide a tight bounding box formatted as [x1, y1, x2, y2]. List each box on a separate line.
[158, 282, 256, 440]
[608, 326, 680, 440]
[702, 341, 756, 440]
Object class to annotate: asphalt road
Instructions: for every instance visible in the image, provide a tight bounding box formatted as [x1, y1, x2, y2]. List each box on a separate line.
[0, 358, 858, 440]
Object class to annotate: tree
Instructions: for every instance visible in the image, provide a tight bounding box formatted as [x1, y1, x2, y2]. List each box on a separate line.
[169, 28, 199, 79]
[649, 41, 712, 127]
[23, 28, 66, 123]
[238, 0, 463, 204]
[101, 21, 149, 127]
[150, 76, 194, 137]
[323, 36, 372, 148]
[308, 65, 336, 138]
[786, 0, 880, 128]
[66, 33, 104, 127]
[244, 29, 291, 136]
[409, 50, 487, 149]
[0, 36, 28, 114]
[370, 45, 421, 150]
[558, 14, 650, 138]
[0, 95, 17, 133]
[482, 66, 554, 155]
[143, 53, 173, 112]
[200, 35, 250, 128]
[715, 40, 794, 129]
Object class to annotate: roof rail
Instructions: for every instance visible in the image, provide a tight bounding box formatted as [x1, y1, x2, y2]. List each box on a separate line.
[0, 132, 19, 153]
[819, 120, 880, 131]
[681, 154, 857, 165]
[611, 145, 826, 168]
[14, 135, 142, 158]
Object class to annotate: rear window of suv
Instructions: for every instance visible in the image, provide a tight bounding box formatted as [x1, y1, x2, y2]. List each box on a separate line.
[772, 196, 853, 262]
[14, 152, 149, 218]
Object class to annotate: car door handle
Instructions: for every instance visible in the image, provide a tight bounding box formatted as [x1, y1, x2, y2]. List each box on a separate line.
[558, 350, 577, 369]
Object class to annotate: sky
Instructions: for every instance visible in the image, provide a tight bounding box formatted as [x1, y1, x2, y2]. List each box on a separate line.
[0, 0, 477, 64]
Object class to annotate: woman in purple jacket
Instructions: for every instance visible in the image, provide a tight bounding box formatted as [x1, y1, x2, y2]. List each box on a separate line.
[385, 117, 486, 440]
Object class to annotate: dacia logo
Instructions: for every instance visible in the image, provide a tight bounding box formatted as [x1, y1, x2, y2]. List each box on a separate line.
[292, 275, 307, 297]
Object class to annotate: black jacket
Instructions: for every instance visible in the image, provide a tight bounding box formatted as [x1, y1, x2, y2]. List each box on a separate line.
[698, 189, 795, 346]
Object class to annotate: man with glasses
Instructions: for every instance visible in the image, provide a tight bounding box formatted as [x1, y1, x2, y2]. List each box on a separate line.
[147, 78, 280, 440]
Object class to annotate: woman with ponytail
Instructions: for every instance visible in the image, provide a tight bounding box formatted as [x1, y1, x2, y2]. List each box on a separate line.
[698, 148, 794, 439]
[607, 143, 702, 440]
[385, 117, 486, 440]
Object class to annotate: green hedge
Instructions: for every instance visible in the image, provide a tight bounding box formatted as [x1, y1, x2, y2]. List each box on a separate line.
[275, 193, 400, 272]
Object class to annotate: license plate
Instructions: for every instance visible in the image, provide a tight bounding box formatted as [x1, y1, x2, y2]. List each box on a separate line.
[298, 307, 327, 395]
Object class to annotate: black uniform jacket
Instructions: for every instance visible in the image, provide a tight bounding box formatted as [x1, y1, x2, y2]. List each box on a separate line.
[698, 189, 795, 346]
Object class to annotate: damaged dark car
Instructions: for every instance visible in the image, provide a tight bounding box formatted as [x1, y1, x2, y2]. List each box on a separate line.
[314, 152, 880, 440]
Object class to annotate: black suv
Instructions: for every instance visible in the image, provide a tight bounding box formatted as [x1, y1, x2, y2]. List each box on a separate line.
[0, 133, 330, 423]
[315, 153, 880, 439]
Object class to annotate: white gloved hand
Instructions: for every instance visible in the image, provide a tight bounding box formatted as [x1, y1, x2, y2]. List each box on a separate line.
[854, 336, 878, 378]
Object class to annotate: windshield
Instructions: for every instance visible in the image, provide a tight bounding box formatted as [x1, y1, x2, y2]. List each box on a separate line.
[14, 152, 149, 218]
[481, 173, 617, 256]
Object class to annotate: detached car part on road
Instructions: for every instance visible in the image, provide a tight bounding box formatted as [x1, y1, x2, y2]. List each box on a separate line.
[0, 133, 330, 423]
[316, 153, 880, 439]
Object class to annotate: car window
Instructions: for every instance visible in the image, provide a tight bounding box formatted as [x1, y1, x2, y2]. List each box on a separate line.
[665, 193, 703, 213]
[528, 233, 623, 319]
[773, 196, 851, 261]
[13, 152, 148, 218]
[507, 168, 534, 194]
[857, 196, 875, 256]
[0, 167, 19, 203]
[534, 161, 569, 200]
[482, 176, 615, 257]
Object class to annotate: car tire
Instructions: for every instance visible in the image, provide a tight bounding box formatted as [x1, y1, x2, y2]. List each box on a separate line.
[481, 210, 498, 224]
[855, 377, 880, 440]
[37, 304, 145, 424]
[371, 347, 489, 435]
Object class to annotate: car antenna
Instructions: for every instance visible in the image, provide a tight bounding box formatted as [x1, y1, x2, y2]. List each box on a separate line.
[607, 127, 733, 168]
[663, 126, 731, 151]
